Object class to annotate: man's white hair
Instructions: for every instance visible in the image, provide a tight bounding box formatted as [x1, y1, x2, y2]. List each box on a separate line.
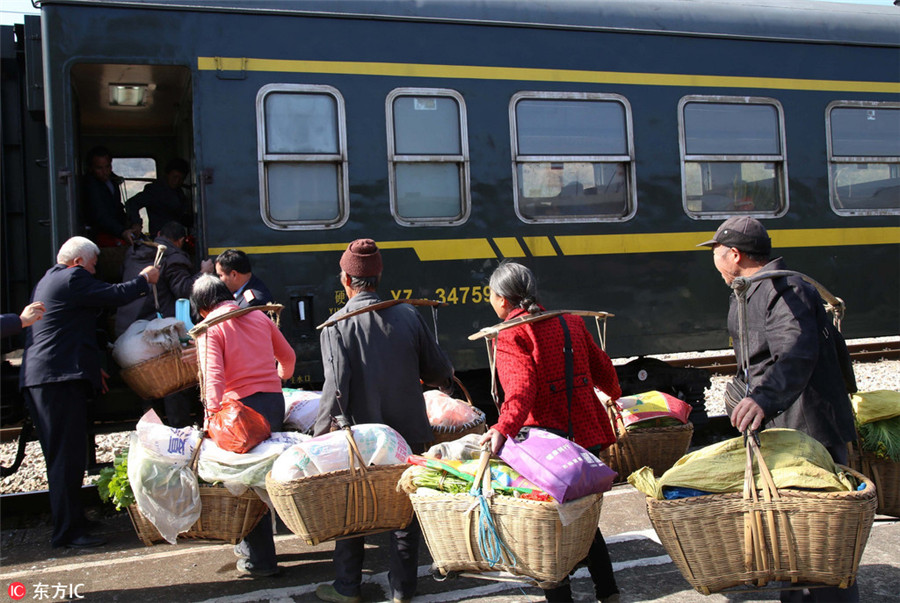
[57, 236, 100, 264]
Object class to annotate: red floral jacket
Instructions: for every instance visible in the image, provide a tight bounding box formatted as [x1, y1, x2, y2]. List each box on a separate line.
[493, 308, 621, 450]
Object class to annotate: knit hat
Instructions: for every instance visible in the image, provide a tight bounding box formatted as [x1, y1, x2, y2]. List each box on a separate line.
[697, 216, 771, 256]
[340, 239, 383, 277]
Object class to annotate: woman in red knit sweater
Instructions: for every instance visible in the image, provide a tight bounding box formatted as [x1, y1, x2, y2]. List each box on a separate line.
[479, 261, 621, 603]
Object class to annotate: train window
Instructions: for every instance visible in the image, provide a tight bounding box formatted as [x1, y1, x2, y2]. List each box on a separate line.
[256, 84, 348, 230]
[386, 89, 470, 226]
[826, 102, 900, 215]
[679, 96, 788, 219]
[510, 92, 635, 223]
[114, 157, 157, 233]
[113, 157, 156, 202]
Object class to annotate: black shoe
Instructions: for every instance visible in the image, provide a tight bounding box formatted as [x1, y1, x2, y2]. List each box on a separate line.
[65, 534, 107, 548]
[236, 558, 280, 578]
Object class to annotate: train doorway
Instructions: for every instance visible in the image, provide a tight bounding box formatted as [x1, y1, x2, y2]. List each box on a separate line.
[69, 63, 196, 261]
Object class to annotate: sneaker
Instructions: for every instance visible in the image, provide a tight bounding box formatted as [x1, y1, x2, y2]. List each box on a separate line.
[233, 543, 249, 559]
[236, 558, 279, 578]
[315, 584, 361, 603]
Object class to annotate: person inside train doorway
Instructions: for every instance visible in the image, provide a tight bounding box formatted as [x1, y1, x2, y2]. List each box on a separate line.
[125, 157, 194, 238]
[215, 249, 274, 308]
[82, 146, 142, 282]
[313, 239, 455, 603]
[20, 236, 159, 548]
[478, 261, 622, 603]
[698, 216, 859, 603]
[115, 221, 215, 427]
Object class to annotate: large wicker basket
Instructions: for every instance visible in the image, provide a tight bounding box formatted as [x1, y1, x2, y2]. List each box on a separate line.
[645, 436, 877, 595]
[430, 377, 487, 445]
[599, 404, 693, 479]
[127, 482, 269, 546]
[120, 346, 198, 400]
[265, 428, 413, 546]
[848, 442, 899, 518]
[410, 451, 603, 588]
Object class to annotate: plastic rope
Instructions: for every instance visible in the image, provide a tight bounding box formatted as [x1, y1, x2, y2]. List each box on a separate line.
[473, 492, 515, 567]
[468, 452, 516, 568]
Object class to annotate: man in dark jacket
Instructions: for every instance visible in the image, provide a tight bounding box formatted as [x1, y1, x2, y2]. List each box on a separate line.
[314, 239, 454, 603]
[125, 157, 193, 236]
[115, 221, 213, 337]
[115, 222, 213, 427]
[20, 237, 158, 548]
[82, 146, 142, 282]
[215, 248, 273, 308]
[699, 216, 858, 602]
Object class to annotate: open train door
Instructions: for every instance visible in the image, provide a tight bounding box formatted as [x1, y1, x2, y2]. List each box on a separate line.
[65, 61, 196, 431]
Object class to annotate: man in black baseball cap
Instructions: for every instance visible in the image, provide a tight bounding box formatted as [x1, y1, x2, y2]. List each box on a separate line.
[697, 216, 772, 285]
[697, 215, 771, 257]
[699, 216, 859, 602]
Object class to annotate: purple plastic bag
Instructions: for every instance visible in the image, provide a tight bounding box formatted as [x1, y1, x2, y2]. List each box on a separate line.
[498, 429, 617, 503]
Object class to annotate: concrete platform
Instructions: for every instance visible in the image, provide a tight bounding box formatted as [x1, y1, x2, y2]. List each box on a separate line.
[2, 483, 897, 602]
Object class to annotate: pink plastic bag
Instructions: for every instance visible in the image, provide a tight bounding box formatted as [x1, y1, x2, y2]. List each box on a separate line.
[498, 429, 617, 503]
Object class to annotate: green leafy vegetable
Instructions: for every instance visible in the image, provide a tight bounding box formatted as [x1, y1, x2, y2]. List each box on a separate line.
[95, 449, 135, 510]
[857, 415, 900, 462]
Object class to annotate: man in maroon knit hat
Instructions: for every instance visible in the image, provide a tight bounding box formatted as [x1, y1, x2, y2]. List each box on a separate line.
[314, 239, 454, 603]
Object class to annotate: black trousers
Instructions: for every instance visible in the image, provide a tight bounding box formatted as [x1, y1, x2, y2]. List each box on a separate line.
[331, 442, 427, 600]
[24, 381, 92, 547]
[778, 443, 859, 603]
[543, 528, 619, 601]
[151, 386, 202, 428]
[238, 391, 284, 570]
[333, 518, 422, 600]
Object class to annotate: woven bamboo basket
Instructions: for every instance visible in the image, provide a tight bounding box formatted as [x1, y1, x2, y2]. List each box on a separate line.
[265, 428, 413, 546]
[120, 346, 198, 400]
[126, 482, 269, 546]
[598, 404, 693, 479]
[410, 451, 604, 588]
[645, 436, 877, 595]
[430, 377, 487, 445]
[848, 442, 899, 518]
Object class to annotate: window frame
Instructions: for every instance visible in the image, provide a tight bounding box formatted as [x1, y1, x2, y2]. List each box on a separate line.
[678, 95, 789, 220]
[385, 87, 470, 227]
[255, 83, 349, 230]
[509, 91, 637, 224]
[826, 100, 900, 217]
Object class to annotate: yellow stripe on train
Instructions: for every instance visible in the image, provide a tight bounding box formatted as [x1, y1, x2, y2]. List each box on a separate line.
[208, 227, 900, 262]
[198, 57, 900, 94]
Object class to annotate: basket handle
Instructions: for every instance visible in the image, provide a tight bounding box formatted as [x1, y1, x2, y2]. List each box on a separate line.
[741, 432, 798, 583]
[453, 375, 475, 407]
[604, 401, 627, 439]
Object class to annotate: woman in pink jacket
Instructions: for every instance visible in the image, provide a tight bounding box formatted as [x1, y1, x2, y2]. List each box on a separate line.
[191, 274, 295, 578]
[479, 261, 621, 603]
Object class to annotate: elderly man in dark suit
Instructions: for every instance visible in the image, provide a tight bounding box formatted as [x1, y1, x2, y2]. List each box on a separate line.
[20, 236, 159, 548]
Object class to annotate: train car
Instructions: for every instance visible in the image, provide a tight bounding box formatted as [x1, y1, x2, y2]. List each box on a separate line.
[3, 0, 899, 392]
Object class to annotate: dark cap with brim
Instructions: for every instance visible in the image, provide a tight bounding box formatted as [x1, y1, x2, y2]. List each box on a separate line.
[697, 216, 771, 256]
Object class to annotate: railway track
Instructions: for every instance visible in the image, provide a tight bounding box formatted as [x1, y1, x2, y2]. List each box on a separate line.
[662, 339, 900, 375]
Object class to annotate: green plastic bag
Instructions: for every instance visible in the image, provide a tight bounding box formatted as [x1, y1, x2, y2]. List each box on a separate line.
[629, 428, 856, 500]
